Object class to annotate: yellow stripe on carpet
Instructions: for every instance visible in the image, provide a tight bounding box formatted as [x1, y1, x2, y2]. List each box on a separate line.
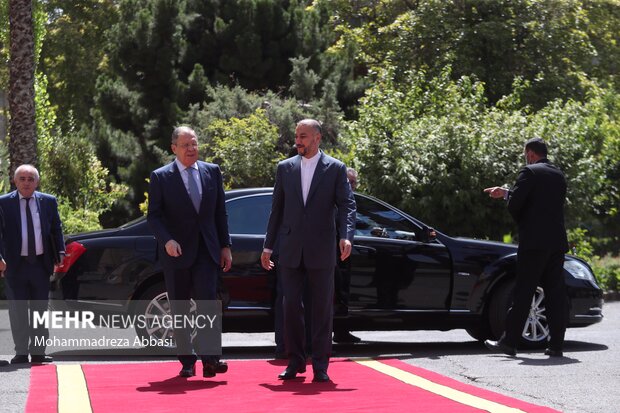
[56, 364, 93, 413]
[354, 359, 525, 413]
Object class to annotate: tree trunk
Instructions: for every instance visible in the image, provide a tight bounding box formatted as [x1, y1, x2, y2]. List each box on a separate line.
[8, 0, 36, 186]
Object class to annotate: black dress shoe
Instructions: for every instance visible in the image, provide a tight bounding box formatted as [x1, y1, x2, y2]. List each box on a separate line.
[202, 363, 217, 378]
[0, 360, 9, 367]
[10, 355, 29, 364]
[278, 364, 306, 380]
[312, 371, 330, 383]
[484, 339, 517, 356]
[333, 331, 361, 344]
[214, 361, 228, 374]
[179, 364, 196, 377]
[30, 355, 53, 363]
[544, 348, 563, 357]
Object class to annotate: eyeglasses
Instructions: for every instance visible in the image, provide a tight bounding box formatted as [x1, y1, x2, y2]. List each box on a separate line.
[174, 143, 198, 150]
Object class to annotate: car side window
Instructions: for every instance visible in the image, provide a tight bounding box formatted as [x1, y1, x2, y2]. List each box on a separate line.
[227, 194, 272, 235]
[354, 195, 420, 241]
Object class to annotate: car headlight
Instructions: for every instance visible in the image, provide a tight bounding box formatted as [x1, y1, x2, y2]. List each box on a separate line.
[564, 259, 597, 286]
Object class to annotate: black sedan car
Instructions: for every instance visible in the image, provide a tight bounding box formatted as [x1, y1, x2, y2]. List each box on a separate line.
[51, 188, 603, 348]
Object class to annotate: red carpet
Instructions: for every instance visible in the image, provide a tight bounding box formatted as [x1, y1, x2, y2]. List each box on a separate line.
[27, 364, 58, 413]
[27, 358, 560, 413]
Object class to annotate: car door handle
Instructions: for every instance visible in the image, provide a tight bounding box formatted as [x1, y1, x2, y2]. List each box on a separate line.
[354, 245, 376, 255]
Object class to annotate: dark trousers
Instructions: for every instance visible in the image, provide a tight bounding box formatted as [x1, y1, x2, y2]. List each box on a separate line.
[164, 239, 219, 367]
[5, 257, 50, 355]
[504, 249, 567, 350]
[274, 271, 311, 354]
[280, 263, 334, 372]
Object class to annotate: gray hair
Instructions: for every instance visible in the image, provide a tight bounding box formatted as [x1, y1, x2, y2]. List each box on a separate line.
[171, 125, 197, 144]
[14, 164, 40, 181]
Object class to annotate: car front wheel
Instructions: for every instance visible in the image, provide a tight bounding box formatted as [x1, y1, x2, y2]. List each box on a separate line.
[489, 280, 550, 349]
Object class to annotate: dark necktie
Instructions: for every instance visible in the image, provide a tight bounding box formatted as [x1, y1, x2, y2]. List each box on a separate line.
[24, 197, 37, 263]
[186, 167, 201, 212]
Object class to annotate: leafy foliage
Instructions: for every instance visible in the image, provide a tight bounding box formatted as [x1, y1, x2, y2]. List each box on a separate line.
[592, 254, 620, 292]
[328, 0, 620, 109]
[344, 66, 619, 244]
[39, 0, 119, 127]
[186, 82, 346, 159]
[90, 0, 342, 220]
[201, 109, 282, 189]
[38, 119, 128, 233]
[4, 0, 618, 274]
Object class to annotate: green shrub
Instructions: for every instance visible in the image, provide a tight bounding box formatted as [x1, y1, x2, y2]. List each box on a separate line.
[343, 66, 620, 247]
[592, 255, 620, 292]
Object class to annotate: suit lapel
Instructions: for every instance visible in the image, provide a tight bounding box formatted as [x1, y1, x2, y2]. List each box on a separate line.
[34, 192, 47, 238]
[10, 191, 23, 247]
[290, 156, 303, 206]
[197, 162, 209, 213]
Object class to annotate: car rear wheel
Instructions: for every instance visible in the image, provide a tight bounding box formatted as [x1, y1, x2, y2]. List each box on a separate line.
[488, 280, 549, 349]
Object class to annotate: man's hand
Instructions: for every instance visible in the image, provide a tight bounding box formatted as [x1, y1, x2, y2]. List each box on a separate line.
[484, 186, 508, 199]
[220, 247, 232, 272]
[165, 240, 182, 257]
[0, 258, 5, 278]
[339, 239, 352, 261]
[261, 251, 274, 271]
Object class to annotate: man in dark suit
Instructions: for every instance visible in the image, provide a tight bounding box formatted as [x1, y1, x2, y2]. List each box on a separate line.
[483, 137, 569, 357]
[0, 164, 64, 364]
[273, 167, 359, 358]
[147, 125, 232, 378]
[261, 119, 356, 382]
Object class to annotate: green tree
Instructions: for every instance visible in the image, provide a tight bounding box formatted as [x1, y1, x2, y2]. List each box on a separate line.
[38, 120, 128, 233]
[185, 82, 346, 158]
[344, 66, 619, 243]
[92, 0, 186, 221]
[92, 0, 346, 222]
[289, 56, 319, 104]
[7, 0, 37, 180]
[201, 109, 282, 189]
[329, 0, 620, 110]
[39, 0, 120, 128]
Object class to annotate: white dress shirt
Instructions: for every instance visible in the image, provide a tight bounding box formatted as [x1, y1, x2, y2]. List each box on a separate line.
[301, 151, 320, 205]
[175, 158, 202, 196]
[19, 194, 44, 256]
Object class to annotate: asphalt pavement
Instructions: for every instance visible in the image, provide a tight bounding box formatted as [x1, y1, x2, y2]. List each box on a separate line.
[1, 301, 618, 413]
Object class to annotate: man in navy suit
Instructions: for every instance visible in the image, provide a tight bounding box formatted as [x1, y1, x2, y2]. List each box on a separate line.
[0, 164, 64, 364]
[147, 125, 232, 378]
[484, 137, 569, 357]
[261, 119, 356, 382]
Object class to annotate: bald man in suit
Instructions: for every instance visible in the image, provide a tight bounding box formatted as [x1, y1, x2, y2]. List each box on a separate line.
[262, 119, 356, 382]
[0, 164, 64, 364]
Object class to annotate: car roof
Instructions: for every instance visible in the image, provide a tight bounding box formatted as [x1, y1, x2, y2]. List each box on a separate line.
[225, 187, 272, 200]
